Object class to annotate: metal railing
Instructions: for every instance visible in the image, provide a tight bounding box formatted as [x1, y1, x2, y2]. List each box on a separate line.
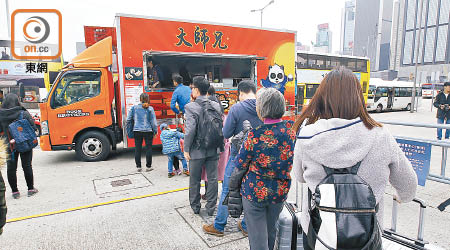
[379, 120, 450, 185]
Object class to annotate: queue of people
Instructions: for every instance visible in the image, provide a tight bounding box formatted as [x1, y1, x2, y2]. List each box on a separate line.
[0, 67, 418, 249]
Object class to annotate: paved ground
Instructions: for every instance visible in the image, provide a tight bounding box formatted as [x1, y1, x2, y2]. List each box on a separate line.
[0, 99, 449, 249]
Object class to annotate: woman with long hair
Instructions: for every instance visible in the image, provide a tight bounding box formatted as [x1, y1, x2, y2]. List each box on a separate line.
[126, 93, 158, 172]
[293, 67, 417, 249]
[0, 93, 38, 199]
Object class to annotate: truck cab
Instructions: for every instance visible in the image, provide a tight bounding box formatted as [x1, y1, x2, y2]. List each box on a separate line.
[39, 37, 121, 161]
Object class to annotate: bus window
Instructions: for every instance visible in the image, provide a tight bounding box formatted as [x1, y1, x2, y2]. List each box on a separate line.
[347, 59, 357, 71]
[376, 87, 389, 97]
[368, 85, 375, 99]
[329, 58, 340, 69]
[406, 88, 412, 97]
[396, 88, 402, 97]
[356, 60, 367, 72]
[297, 54, 308, 69]
[307, 55, 326, 69]
[306, 84, 319, 99]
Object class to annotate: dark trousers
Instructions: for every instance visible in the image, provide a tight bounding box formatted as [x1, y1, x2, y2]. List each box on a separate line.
[134, 131, 154, 168]
[242, 197, 284, 250]
[189, 155, 219, 213]
[6, 149, 34, 192]
[303, 232, 313, 250]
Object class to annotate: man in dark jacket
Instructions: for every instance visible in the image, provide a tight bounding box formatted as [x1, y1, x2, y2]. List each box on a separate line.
[433, 82, 450, 140]
[184, 76, 223, 216]
[203, 80, 263, 237]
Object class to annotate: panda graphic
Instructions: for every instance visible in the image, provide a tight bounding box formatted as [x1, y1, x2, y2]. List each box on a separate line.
[260, 64, 293, 94]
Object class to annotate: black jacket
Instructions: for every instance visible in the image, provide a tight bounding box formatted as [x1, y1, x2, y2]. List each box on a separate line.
[433, 92, 450, 119]
[223, 166, 247, 218]
[0, 140, 7, 235]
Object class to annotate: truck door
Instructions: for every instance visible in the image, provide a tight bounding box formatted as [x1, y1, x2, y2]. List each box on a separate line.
[47, 69, 109, 146]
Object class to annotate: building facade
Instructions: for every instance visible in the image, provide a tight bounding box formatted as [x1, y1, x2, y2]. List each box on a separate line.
[345, 0, 393, 72]
[390, 0, 450, 83]
[341, 0, 356, 55]
[314, 23, 332, 53]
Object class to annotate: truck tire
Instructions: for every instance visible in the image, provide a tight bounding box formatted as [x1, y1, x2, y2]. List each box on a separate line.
[75, 131, 111, 162]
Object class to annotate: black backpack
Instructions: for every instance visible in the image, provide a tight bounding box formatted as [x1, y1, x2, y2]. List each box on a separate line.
[194, 99, 224, 150]
[307, 162, 382, 250]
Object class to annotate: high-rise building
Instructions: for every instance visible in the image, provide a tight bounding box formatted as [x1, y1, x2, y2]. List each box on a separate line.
[390, 0, 450, 83]
[314, 23, 332, 53]
[345, 0, 393, 72]
[340, 0, 356, 55]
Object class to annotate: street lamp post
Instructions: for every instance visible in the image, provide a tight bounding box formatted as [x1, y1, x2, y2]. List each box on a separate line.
[250, 0, 275, 27]
[411, 0, 425, 113]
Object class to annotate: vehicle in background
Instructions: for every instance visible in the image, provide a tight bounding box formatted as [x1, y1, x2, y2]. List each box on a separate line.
[422, 83, 444, 99]
[295, 51, 370, 112]
[39, 15, 296, 161]
[367, 78, 421, 112]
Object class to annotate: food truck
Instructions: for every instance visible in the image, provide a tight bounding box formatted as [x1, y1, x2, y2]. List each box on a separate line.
[39, 14, 296, 161]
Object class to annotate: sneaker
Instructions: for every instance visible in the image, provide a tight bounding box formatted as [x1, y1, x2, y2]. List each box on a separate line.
[183, 170, 190, 176]
[238, 221, 248, 237]
[176, 169, 182, 175]
[203, 224, 224, 237]
[137, 167, 142, 172]
[146, 167, 154, 172]
[27, 189, 39, 197]
[168, 172, 175, 178]
[12, 192, 20, 199]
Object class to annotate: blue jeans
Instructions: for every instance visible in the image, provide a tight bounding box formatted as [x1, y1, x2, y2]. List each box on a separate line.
[167, 152, 188, 173]
[437, 117, 450, 139]
[214, 146, 247, 232]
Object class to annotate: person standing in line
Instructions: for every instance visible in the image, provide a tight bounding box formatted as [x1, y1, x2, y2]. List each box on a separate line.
[0, 90, 4, 106]
[228, 88, 295, 250]
[203, 80, 263, 237]
[207, 85, 224, 113]
[184, 76, 223, 215]
[127, 93, 158, 172]
[159, 123, 189, 178]
[0, 94, 38, 199]
[433, 82, 450, 140]
[292, 67, 417, 249]
[0, 139, 7, 235]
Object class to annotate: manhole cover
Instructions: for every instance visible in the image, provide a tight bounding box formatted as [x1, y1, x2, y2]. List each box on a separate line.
[93, 173, 153, 195]
[111, 179, 132, 187]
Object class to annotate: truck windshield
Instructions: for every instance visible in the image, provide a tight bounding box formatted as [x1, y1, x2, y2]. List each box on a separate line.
[51, 70, 101, 109]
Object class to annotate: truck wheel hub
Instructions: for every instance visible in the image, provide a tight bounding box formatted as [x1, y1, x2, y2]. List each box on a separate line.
[82, 138, 102, 157]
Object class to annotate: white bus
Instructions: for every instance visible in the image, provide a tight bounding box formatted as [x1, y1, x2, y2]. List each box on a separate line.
[367, 79, 421, 112]
[422, 83, 444, 98]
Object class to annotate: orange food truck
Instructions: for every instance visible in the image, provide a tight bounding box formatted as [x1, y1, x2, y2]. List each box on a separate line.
[39, 14, 296, 161]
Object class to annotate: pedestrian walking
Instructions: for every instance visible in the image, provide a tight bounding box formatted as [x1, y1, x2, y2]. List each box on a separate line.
[159, 123, 189, 178]
[228, 88, 296, 250]
[0, 94, 38, 199]
[203, 80, 263, 237]
[126, 93, 158, 172]
[0, 139, 7, 235]
[292, 67, 417, 249]
[184, 76, 223, 216]
[433, 81, 450, 140]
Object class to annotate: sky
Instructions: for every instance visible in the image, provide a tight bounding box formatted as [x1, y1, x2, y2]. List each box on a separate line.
[0, 0, 349, 60]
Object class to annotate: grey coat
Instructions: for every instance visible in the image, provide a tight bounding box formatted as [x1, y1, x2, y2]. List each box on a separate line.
[293, 118, 417, 233]
[184, 95, 223, 160]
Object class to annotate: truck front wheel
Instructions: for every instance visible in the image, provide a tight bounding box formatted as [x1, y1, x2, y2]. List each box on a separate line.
[75, 131, 111, 161]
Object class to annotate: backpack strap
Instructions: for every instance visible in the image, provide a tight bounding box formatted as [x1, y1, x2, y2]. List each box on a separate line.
[349, 161, 362, 174]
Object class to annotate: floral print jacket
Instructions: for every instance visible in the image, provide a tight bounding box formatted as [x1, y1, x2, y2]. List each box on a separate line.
[235, 120, 296, 204]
